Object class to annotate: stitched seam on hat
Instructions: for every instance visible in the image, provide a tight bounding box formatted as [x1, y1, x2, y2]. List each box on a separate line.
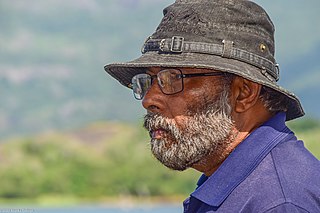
[143, 39, 277, 80]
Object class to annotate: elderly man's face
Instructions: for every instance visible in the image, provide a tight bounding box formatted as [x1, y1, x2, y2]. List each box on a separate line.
[142, 67, 235, 171]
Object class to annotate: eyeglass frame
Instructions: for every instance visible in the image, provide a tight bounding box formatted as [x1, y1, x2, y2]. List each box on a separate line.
[131, 68, 226, 100]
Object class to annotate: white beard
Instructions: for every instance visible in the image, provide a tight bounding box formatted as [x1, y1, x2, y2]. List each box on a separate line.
[143, 90, 234, 171]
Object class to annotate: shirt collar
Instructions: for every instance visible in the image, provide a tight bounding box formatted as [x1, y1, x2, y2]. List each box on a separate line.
[191, 112, 293, 207]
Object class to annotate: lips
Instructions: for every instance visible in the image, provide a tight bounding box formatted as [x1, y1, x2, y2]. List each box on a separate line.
[150, 128, 167, 139]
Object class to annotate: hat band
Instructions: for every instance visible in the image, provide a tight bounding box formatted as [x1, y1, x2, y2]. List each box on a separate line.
[141, 36, 280, 82]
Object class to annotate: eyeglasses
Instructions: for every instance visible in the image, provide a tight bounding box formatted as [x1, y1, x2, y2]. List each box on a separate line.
[131, 69, 225, 100]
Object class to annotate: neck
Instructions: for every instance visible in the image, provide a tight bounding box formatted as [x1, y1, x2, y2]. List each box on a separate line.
[192, 111, 274, 176]
[191, 127, 244, 176]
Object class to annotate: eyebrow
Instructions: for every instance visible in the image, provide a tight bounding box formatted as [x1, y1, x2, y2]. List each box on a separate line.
[146, 68, 159, 75]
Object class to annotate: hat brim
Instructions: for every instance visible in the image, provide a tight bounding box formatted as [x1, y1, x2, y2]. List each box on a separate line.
[105, 51, 304, 121]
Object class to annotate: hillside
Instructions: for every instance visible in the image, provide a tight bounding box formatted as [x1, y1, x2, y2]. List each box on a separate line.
[0, 121, 199, 203]
[0, 120, 318, 204]
[0, 0, 320, 138]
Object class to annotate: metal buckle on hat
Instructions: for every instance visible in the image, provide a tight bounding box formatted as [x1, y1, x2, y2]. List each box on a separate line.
[222, 40, 234, 58]
[159, 39, 166, 52]
[170, 36, 184, 53]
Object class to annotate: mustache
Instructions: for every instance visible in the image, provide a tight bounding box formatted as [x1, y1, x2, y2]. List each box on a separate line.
[143, 113, 180, 138]
[143, 113, 169, 131]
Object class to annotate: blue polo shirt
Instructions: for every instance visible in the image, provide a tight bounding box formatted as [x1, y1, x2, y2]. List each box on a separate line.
[183, 113, 320, 212]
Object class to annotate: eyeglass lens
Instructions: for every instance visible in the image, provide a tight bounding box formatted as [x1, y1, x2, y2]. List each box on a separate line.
[132, 74, 151, 100]
[131, 69, 183, 100]
[157, 69, 183, 95]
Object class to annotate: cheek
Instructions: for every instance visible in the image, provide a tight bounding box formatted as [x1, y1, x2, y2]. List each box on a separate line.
[163, 91, 198, 123]
[172, 115, 190, 130]
[184, 81, 219, 111]
[184, 78, 219, 98]
[166, 79, 220, 118]
[181, 82, 206, 105]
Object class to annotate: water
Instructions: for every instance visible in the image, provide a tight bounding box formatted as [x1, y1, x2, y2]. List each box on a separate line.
[1, 205, 182, 213]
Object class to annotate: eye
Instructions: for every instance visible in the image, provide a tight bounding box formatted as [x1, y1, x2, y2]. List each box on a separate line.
[158, 78, 165, 88]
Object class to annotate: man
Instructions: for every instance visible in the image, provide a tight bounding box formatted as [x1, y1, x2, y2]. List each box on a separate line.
[105, 0, 320, 212]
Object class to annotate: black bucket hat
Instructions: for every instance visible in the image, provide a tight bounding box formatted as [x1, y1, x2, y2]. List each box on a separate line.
[105, 0, 304, 121]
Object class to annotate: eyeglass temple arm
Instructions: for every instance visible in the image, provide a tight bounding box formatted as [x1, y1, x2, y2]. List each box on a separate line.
[180, 72, 225, 78]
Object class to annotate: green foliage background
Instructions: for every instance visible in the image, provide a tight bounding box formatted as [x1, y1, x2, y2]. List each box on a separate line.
[0, 119, 319, 205]
[0, 122, 198, 204]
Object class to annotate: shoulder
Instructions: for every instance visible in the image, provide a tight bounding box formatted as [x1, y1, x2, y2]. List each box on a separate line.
[271, 137, 319, 168]
[231, 137, 320, 213]
[270, 138, 320, 189]
[266, 138, 320, 212]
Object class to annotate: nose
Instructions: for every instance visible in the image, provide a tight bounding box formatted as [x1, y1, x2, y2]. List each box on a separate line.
[142, 80, 166, 114]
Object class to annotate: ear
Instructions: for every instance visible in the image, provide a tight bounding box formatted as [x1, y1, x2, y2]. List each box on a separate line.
[231, 77, 262, 113]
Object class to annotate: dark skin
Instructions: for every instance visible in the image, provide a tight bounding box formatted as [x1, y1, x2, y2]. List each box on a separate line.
[142, 67, 273, 176]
